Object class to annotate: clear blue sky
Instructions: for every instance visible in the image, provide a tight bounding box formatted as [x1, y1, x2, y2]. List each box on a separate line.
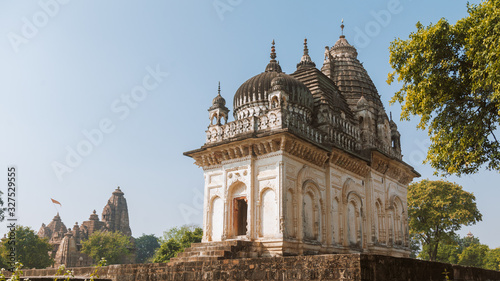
[1, 0, 498, 248]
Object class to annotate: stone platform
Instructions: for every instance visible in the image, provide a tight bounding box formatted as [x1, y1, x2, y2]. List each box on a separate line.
[19, 254, 500, 281]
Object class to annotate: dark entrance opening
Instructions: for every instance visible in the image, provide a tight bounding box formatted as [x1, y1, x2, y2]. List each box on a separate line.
[234, 197, 247, 236]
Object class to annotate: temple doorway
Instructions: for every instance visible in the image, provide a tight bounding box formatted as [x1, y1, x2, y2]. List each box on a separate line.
[233, 197, 248, 236]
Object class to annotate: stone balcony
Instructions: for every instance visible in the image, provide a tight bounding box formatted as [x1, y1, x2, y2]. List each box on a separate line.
[205, 109, 324, 147]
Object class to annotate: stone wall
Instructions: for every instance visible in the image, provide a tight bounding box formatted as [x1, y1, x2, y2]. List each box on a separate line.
[20, 254, 500, 281]
[17, 276, 111, 281]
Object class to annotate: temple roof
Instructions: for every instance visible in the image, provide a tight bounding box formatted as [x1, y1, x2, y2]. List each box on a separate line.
[292, 64, 353, 121]
[329, 35, 384, 111]
[233, 41, 314, 120]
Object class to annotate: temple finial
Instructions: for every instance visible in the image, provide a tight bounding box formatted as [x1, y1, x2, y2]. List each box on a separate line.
[341, 19, 345, 36]
[270, 40, 277, 61]
[218, 81, 221, 96]
[297, 37, 315, 69]
[390, 112, 393, 121]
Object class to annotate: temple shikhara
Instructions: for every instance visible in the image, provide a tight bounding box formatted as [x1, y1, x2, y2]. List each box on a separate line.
[38, 187, 134, 267]
[183, 29, 419, 260]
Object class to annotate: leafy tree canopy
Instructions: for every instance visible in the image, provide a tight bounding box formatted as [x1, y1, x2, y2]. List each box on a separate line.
[408, 180, 482, 261]
[419, 236, 462, 264]
[135, 234, 160, 263]
[388, 0, 500, 176]
[417, 232, 500, 271]
[458, 243, 490, 268]
[0, 226, 53, 269]
[485, 248, 500, 271]
[152, 225, 202, 263]
[81, 231, 132, 265]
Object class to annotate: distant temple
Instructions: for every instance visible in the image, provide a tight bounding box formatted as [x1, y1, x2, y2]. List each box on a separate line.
[182, 26, 419, 261]
[38, 187, 134, 267]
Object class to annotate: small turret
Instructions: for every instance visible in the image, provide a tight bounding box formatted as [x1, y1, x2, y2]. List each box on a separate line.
[389, 113, 401, 151]
[208, 82, 230, 125]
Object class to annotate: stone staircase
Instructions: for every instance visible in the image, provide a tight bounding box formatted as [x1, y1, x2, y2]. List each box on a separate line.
[169, 240, 259, 263]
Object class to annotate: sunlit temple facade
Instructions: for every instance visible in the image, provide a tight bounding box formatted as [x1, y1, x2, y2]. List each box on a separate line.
[184, 28, 419, 259]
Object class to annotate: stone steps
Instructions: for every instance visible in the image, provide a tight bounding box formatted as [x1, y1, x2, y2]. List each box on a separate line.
[169, 240, 259, 263]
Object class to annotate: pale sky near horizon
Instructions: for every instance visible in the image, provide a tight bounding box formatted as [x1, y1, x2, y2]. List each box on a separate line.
[1, 0, 499, 249]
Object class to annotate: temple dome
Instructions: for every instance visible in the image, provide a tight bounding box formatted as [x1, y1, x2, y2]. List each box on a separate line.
[212, 94, 226, 108]
[210, 82, 227, 110]
[233, 41, 314, 120]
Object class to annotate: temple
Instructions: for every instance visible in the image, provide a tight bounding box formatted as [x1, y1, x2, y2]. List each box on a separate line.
[38, 187, 134, 267]
[182, 28, 419, 260]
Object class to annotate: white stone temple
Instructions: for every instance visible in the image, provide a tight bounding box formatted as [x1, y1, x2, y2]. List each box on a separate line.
[184, 29, 419, 259]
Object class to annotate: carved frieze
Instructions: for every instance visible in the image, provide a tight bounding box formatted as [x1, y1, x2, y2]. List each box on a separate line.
[189, 133, 330, 169]
[371, 152, 417, 185]
[330, 149, 370, 177]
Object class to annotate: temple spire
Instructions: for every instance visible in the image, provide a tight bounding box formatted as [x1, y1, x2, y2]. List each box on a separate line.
[265, 40, 282, 72]
[218, 81, 221, 95]
[270, 39, 277, 61]
[297, 38, 316, 69]
[341, 19, 345, 36]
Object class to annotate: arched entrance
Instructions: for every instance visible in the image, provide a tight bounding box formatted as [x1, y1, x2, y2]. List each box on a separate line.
[228, 181, 248, 238]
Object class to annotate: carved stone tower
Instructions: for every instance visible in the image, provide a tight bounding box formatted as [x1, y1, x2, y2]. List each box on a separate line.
[102, 187, 132, 236]
[184, 28, 419, 259]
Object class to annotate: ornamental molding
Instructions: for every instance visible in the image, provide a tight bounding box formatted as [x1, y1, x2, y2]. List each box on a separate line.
[371, 151, 417, 185]
[330, 148, 370, 178]
[188, 133, 330, 169]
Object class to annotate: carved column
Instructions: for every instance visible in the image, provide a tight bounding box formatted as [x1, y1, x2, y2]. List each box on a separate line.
[278, 160, 284, 238]
[325, 165, 332, 247]
[249, 152, 256, 240]
[202, 174, 210, 242]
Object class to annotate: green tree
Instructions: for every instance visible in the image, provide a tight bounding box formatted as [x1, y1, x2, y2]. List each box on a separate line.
[458, 243, 489, 268]
[408, 180, 482, 261]
[420, 241, 461, 264]
[152, 225, 202, 263]
[387, 0, 500, 176]
[135, 234, 160, 263]
[81, 231, 132, 265]
[485, 248, 500, 271]
[0, 226, 53, 269]
[459, 234, 481, 250]
[409, 233, 421, 258]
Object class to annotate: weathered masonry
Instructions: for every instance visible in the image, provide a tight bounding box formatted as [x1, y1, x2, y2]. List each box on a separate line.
[21, 254, 500, 281]
[184, 27, 419, 259]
